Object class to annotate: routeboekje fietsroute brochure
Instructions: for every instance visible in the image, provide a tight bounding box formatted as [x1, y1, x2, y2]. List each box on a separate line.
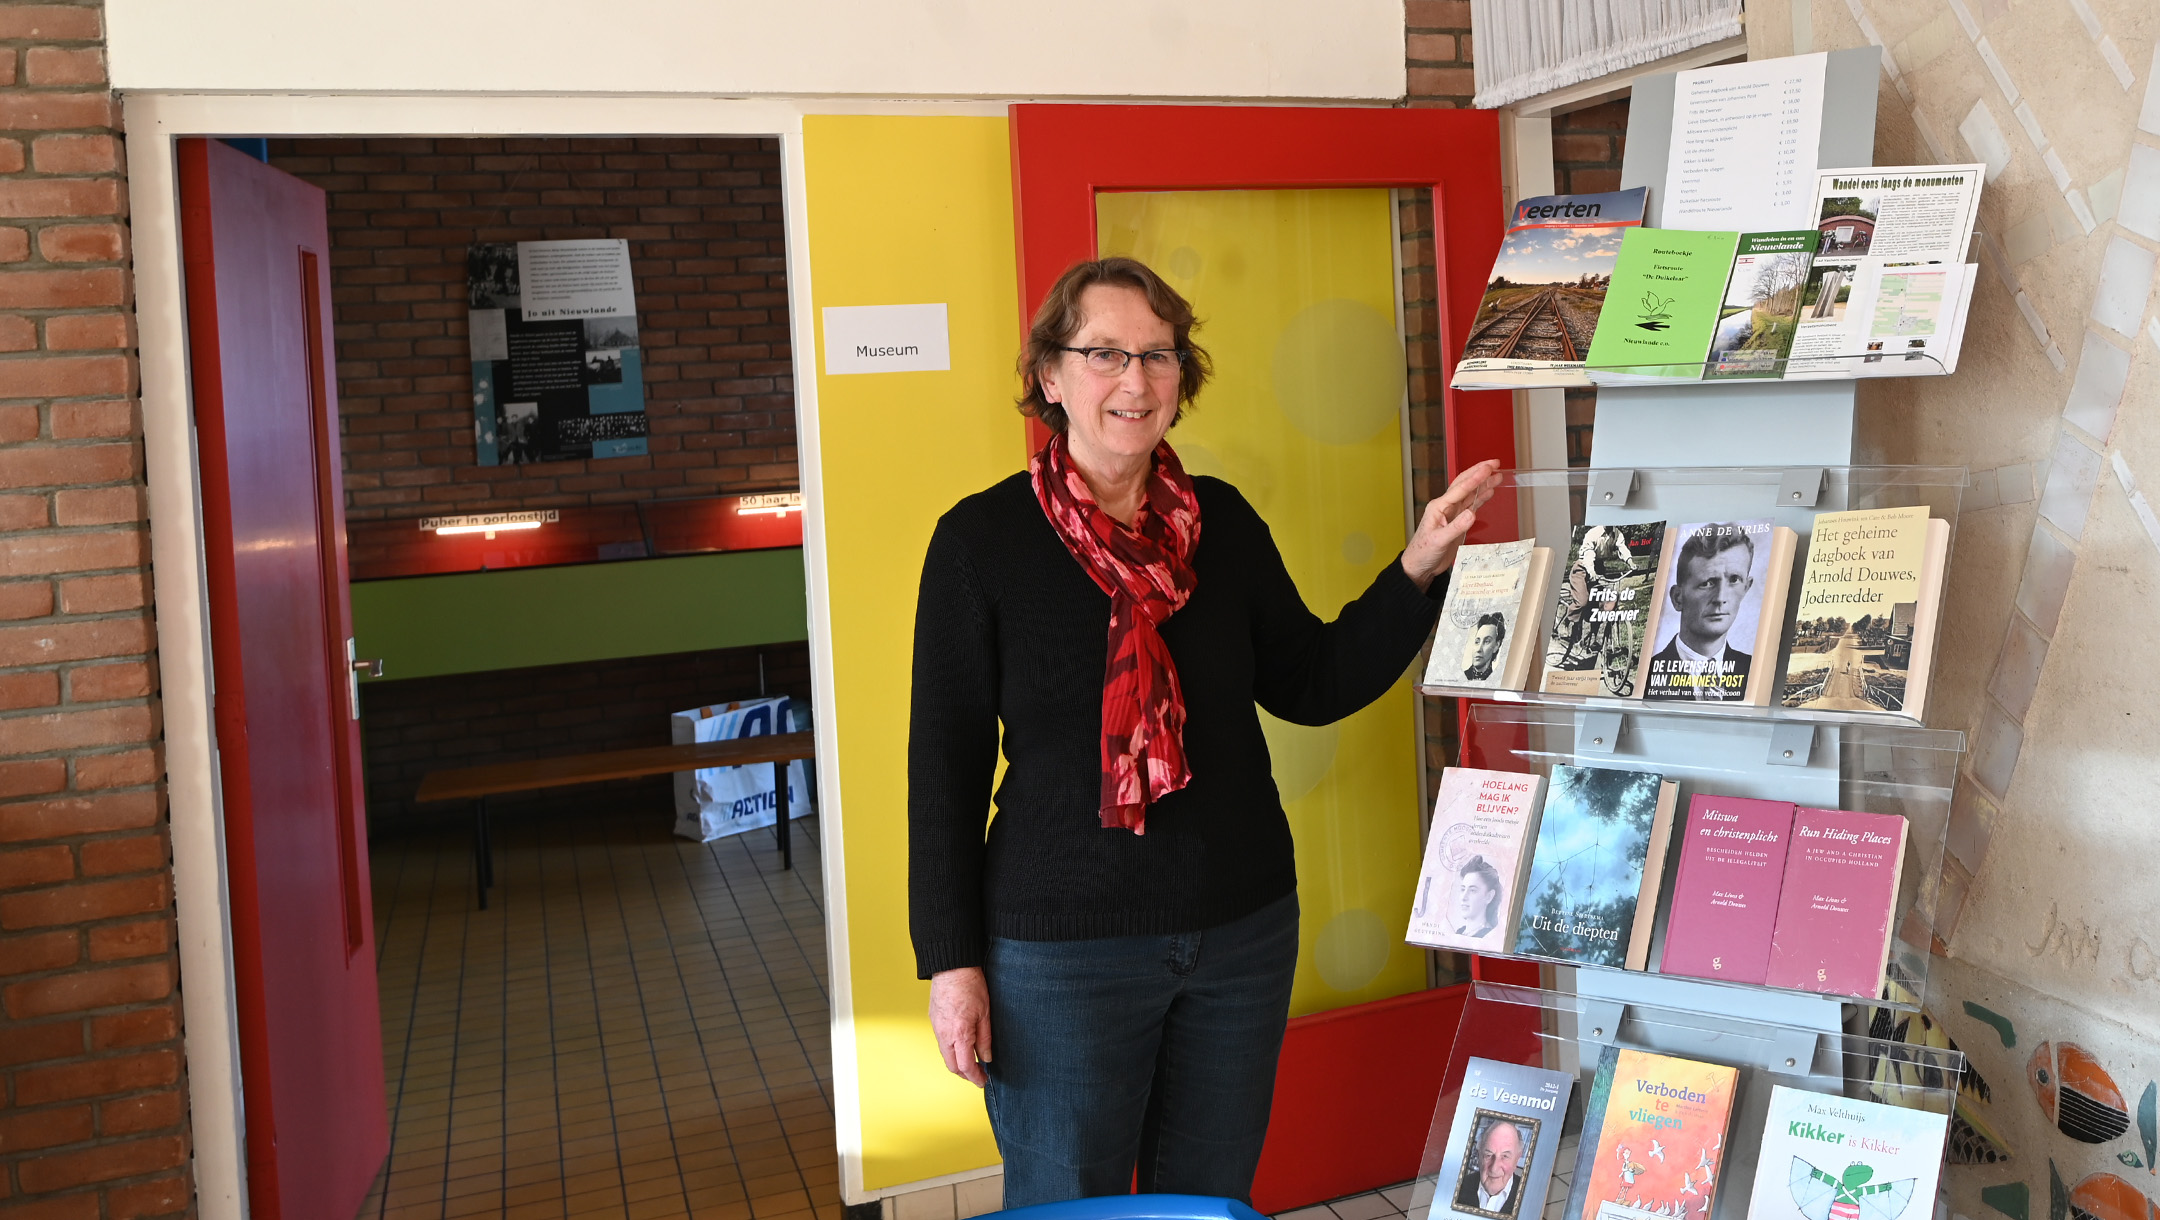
[1452, 187, 1647, 390]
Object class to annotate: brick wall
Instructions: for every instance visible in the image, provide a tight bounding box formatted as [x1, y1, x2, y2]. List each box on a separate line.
[0, 2, 194, 1215]
[262, 137, 796, 523]
[360, 642, 812, 833]
[1402, 1, 1477, 794]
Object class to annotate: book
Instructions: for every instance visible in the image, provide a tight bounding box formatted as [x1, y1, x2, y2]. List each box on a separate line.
[1642, 519, 1800, 706]
[1705, 231, 1822, 379]
[1585, 228, 1742, 382]
[1780, 506, 1950, 719]
[1515, 764, 1680, 970]
[1746, 1085, 1949, 1220]
[1408, 767, 1546, 954]
[1435, 1058, 1578, 1220]
[1452, 188, 1648, 389]
[1658, 795, 1798, 985]
[1764, 807, 1909, 998]
[1425, 540, 1555, 691]
[1565, 1046, 1741, 1220]
[1542, 522, 1674, 699]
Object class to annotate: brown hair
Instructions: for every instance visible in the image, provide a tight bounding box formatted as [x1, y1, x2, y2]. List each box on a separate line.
[1016, 256, 1213, 432]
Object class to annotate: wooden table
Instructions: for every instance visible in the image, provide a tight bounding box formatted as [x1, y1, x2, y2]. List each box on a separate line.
[415, 731, 816, 909]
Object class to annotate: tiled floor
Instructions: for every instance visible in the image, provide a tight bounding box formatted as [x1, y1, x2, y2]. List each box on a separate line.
[356, 801, 836, 1220]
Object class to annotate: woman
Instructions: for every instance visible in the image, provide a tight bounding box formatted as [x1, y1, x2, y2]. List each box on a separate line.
[908, 256, 1500, 1206]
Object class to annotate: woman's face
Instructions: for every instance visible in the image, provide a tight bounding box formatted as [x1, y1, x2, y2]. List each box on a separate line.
[1040, 284, 1181, 468]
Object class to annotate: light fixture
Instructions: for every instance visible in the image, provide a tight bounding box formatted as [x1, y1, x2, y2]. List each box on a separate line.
[736, 492, 804, 518]
[419, 510, 558, 540]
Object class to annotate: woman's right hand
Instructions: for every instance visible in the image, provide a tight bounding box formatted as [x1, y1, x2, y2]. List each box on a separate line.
[929, 966, 993, 1087]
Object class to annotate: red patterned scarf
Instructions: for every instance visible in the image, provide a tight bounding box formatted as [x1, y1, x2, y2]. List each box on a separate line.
[1030, 433, 1202, 835]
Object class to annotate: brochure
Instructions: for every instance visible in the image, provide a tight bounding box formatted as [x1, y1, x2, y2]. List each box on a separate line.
[1452, 188, 1648, 389]
[1788, 165, 1985, 376]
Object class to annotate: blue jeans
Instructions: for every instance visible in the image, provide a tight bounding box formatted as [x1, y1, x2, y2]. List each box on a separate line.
[983, 893, 1300, 1208]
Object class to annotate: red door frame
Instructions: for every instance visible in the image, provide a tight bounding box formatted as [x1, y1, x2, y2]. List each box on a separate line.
[1010, 103, 1516, 478]
[1010, 103, 1527, 1210]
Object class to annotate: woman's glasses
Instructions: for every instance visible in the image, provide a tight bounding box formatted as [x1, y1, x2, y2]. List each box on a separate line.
[1059, 346, 1187, 379]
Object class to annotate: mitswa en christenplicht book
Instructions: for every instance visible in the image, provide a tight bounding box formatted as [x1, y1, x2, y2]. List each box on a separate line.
[1764, 807, 1909, 999]
[1745, 1085, 1949, 1220]
[1542, 522, 1674, 699]
[1425, 539, 1555, 691]
[1780, 506, 1949, 719]
[1434, 1057, 1578, 1220]
[1514, 763, 1679, 971]
[1408, 767, 1546, 955]
[1565, 1046, 1741, 1220]
[1453, 188, 1648, 389]
[1658, 794, 1798, 985]
[1642, 519, 1799, 706]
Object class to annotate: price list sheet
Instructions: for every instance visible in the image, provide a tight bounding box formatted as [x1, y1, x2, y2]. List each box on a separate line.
[1666, 52, 1827, 230]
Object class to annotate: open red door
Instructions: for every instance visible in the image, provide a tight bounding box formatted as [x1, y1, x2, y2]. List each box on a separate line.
[178, 138, 389, 1219]
[1010, 104, 1529, 1211]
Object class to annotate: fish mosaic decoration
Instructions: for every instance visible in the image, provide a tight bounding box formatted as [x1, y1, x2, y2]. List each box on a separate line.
[2030, 1043, 2132, 1144]
[1861, 993, 2010, 1163]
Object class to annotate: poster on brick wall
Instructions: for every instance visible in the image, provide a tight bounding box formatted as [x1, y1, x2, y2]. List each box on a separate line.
[467, 239, 649, 465]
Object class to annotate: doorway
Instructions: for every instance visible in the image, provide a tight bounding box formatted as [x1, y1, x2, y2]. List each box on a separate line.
[183, 134, 833, 1218]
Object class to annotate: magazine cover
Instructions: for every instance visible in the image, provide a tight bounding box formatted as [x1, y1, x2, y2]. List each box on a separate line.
[1543, 522, 1669, 699]
[1643, 520, 1777, 703]
[1434, 1058, 1577, 1220]
[1453, 188, 1648, 389]
[1746, 1085, 1948, 1220]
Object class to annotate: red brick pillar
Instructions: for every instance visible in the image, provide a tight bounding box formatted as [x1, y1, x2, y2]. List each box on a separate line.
[0, 3, 193, 1215]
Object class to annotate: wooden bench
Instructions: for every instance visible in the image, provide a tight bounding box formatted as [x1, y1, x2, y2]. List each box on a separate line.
[415, 730, 816, 909]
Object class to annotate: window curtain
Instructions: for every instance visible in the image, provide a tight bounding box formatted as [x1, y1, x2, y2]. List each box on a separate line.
[1469, 0, 1743, 109]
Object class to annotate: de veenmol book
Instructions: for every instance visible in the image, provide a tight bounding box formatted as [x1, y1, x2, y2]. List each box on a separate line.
[1746, 1085, 1949, 1220]
[1426, 539, 1555, 691]
[1780, 506, 1949, 719]
[1566, 1046, 1741, 1220]
[1643, 519, 1799, 706]
[1764, 807, 1909, 999]
[1408, 767, 1546, 954]
[1515, 763, 1680, 970]
[1542, 522, 1674, 699]
[1435, 1057, 1578, 1220]
[1658, 794, 1798, 985]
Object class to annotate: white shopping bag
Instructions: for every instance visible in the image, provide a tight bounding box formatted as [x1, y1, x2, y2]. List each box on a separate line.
[670, 696, 814, 843]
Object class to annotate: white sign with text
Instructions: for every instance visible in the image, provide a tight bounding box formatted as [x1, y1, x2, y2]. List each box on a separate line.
[822, 303, 951, 375]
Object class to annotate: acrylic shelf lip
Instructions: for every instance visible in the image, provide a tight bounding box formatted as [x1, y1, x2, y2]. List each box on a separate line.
[1440, 947, 1934, 1014]
[1449, 348, 1953, 391]
[1414, 681, 1962, 739]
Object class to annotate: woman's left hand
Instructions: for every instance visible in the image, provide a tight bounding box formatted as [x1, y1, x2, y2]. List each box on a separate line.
[1402, 459, 1505, 591]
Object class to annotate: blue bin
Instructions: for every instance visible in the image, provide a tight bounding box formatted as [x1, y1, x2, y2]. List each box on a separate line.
[987, 1195, 1268, 1220]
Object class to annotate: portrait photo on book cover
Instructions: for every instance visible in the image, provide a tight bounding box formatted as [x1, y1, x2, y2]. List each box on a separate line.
[1646, 520, 1771, 702]
[1452, 1110, 1540, 1220]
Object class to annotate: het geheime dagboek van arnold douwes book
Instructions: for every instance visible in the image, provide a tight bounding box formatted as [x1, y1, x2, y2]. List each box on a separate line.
[1452, 188, 1648, 389]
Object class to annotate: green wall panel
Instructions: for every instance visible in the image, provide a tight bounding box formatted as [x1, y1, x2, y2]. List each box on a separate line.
[352, 549, 807, 682]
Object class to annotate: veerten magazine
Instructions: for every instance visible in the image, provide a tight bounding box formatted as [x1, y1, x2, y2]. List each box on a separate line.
[1453, 188, 1648, 389]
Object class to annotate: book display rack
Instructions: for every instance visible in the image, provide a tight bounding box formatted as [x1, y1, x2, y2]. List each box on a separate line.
[1415, 45, 1971, 1220]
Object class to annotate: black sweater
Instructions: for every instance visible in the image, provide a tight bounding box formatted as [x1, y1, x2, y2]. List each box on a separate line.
[907, 472, 1447, 978]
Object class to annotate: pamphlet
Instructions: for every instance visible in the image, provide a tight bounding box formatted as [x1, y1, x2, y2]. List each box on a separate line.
[1706, 231, 1821, 378]
[1788, 165, 1985, 376]
[1453, 188, 1648, 389]
[1584, 229, 1741, 382]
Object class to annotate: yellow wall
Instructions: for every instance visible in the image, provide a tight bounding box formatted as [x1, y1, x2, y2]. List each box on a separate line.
[803, 115, 1017, 1190]
[1098, 189, 1427, 1016]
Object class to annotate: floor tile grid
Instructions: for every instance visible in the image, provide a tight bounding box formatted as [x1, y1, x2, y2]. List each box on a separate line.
[357, 806, 837, 1220]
